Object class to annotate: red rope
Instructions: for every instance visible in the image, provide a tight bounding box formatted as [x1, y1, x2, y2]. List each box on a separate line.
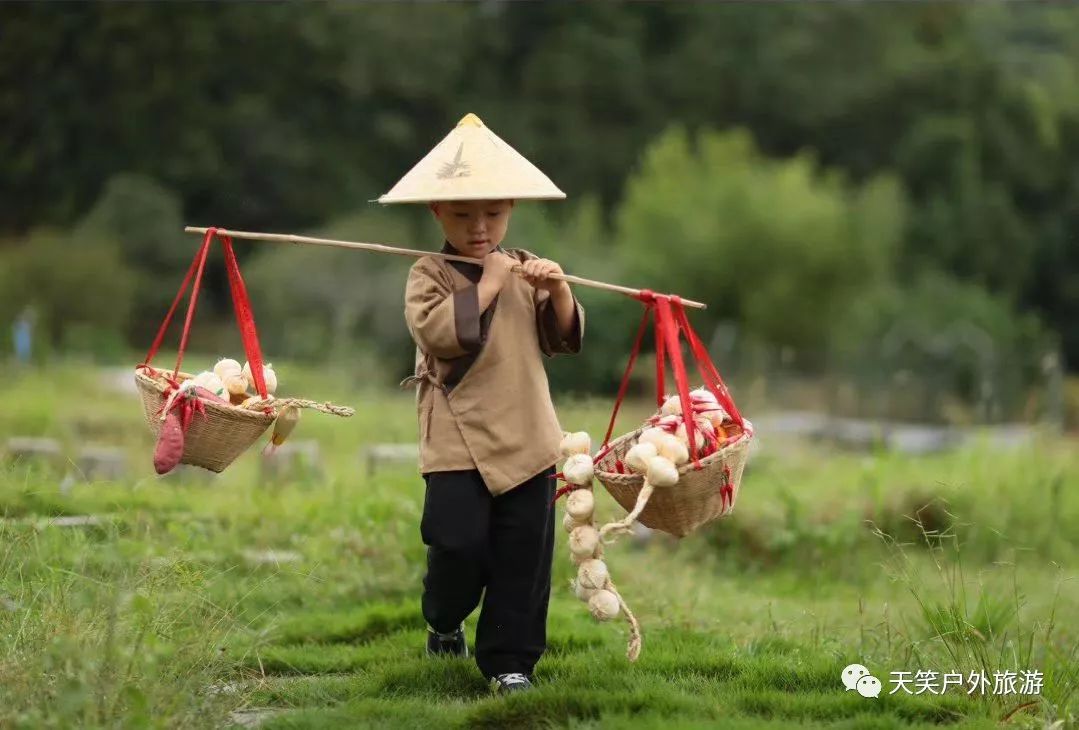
[142, 229, 214, 368]
[596, 294, 654, 463]
[654, 296, 701, 466]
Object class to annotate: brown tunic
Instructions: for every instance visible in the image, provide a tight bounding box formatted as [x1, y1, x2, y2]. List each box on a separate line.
[403, 244, 584, 495]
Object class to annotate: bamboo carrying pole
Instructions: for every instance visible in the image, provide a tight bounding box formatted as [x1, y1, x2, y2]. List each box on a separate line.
[183, 226, 707, 310]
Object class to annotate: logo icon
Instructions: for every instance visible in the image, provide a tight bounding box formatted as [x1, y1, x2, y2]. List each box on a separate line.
[437, 143, 471, 179]
[842, 663, 881, 698]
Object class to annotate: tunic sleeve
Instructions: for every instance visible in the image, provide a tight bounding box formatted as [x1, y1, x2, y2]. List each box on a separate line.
[405, 261, 483, 359]
[535, 289, 585, 356]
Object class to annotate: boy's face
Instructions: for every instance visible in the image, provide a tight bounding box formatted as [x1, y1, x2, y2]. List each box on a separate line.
[430, 199, 514, 258]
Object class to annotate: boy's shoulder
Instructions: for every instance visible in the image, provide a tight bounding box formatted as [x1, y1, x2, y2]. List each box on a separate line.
[408, 254, 449, 277]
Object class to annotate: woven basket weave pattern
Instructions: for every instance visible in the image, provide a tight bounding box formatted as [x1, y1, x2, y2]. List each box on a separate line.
[595, 429, 751, 538]
[135, 370, 274, 473]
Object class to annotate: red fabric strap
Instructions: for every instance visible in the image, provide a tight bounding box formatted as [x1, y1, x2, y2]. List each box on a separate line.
[594, 289, 745, 471]
[140, 228, 268, 401]
[221, 236, 268, 399]
[671, 299, 744, 428]
[142, 230, 213, 368]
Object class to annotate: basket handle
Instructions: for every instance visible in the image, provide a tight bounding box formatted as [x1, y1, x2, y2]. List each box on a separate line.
[141, 228, 270, 400]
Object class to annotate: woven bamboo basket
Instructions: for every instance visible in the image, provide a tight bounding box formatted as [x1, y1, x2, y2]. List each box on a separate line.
[135, 367, 275, 473]
[594, 428, 752, 538]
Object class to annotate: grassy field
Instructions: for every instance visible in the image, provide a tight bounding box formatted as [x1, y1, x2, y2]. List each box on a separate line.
[1, 362, 1076, 729]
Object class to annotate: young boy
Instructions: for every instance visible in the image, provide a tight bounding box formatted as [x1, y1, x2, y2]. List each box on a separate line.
[380, 114, 585, 693]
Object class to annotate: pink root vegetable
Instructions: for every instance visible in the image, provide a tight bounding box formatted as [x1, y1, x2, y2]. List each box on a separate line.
[154, 411, 185, 474]
[193, 386, 229, 405]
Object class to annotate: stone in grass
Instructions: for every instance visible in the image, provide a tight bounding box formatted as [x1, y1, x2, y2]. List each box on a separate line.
[260, 440, 324, 483]
[242, 549, 303, 567]
[44, 515, 106, 528]
[3, 437, 64, 467]
[157, 463, 216, 483]
[75, 446, 128, 482]
[228, 708, 286, 728]
[361, 443, 419, 476]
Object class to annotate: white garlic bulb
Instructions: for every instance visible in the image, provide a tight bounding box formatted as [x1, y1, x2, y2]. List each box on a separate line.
[624, 442, 658, 474]
[637, 427, 668, 450]
[690, 387, 718, 405]
[588, 589, 621, 621]
[562, 453, 595, 487]
[559, 431, 592, 458]
[213, 358, 243, 382]
[563, 512, 583, 534]
[573, 578, 598, 602]
[222, 373, 249, 396]
[657, 434, 689, 466]
[565, 489, 595, 521]
[242, 361, 278, 395]
[568, 525, 600, 558]
[660, 395, 682, 416]
[646, 455, 680, 487]
[577, 558, 609, 590]
[191, 370, 225, 396]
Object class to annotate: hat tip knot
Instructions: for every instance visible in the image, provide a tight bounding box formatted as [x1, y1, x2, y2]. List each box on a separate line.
[457, 113, 484, 128]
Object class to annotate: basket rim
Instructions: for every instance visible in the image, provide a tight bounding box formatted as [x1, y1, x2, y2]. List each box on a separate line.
[135, 367, 276, 423]
[593, 426, 752, 479]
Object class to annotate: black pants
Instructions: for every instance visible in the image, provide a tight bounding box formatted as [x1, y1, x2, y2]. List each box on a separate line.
[420, 466, 556, 679]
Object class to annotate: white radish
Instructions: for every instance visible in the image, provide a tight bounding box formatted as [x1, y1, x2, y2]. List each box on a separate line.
[565, 489, 595, 521]
[624, 442, 658, 474]
[577, 559, 609, 590]
[568, 525, 600, 558]
[559, 431, 592, 458]
[588, 589, 621, 621]
[562, 453, 595, 486]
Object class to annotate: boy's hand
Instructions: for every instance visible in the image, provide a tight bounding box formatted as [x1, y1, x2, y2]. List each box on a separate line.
[519, 258, 569, 295]
[480, 251, 517, 289]
[477, 251, 517, 312]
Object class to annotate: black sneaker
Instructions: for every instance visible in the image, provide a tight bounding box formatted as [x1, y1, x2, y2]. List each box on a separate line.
[425, 626, 467, 657]
[490, 673, 533, 694]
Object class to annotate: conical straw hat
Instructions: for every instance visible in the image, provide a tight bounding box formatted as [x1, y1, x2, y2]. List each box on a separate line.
[377, 113, 566, 204]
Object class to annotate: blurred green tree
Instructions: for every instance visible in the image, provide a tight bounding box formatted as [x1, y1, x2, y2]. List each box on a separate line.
[614, 127, 904, 355]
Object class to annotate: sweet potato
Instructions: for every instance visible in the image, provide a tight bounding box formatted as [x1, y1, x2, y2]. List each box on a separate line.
[193, 386, 229, 405]
[154, 411, 185, 474]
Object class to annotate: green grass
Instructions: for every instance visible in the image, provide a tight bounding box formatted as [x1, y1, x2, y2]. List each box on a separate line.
[0, 362, 1076, 728]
